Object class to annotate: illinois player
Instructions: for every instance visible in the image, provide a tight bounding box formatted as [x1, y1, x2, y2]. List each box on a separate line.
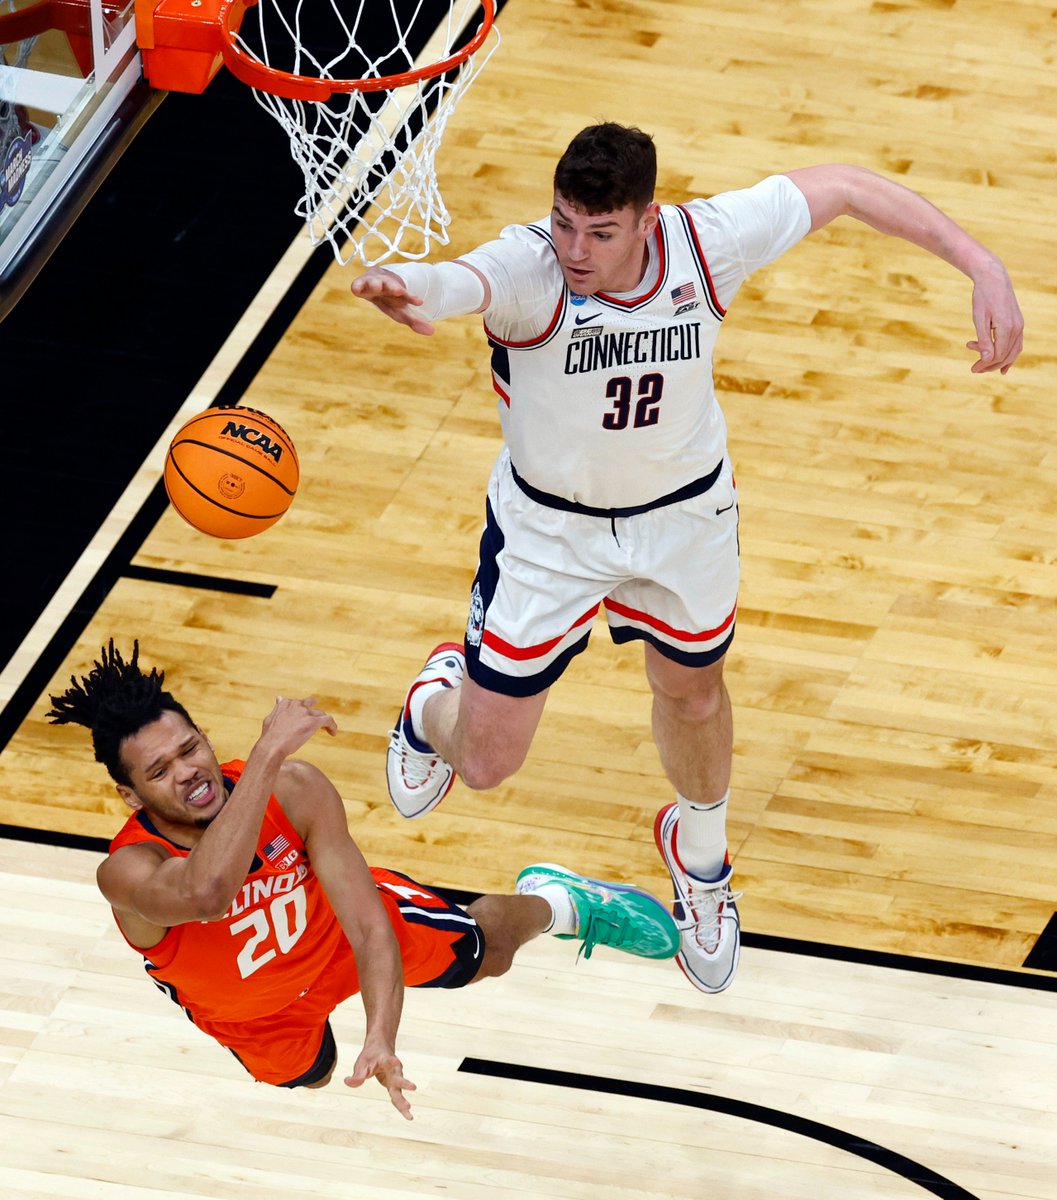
[47, 641, 679, 1119]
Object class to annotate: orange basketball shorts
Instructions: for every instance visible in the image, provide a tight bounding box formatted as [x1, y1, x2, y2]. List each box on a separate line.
[202, 868, 483, 1087]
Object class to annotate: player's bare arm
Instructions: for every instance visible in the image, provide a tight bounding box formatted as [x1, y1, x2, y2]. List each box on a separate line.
[278, 761, 415, 1119]
[97, 697, 337, 944]
[785, 163, 1024, 374]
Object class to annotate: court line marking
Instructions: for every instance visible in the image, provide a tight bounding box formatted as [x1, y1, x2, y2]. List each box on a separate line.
[459, 1058, 982, 1200]
[0, 825, 1051, 992]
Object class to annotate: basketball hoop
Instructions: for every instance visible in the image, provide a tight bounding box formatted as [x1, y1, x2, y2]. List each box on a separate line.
[136, 0, 498, 265]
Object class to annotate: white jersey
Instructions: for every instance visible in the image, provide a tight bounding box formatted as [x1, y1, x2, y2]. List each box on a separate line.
[460, 174, 811, 510]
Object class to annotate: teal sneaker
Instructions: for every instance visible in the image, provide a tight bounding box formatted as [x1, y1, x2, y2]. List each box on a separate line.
[515, 863, 680, 961]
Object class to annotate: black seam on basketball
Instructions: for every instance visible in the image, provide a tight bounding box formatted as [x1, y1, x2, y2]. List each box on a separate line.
[165, 451, 290, 519]
[167, 439, 298, 496]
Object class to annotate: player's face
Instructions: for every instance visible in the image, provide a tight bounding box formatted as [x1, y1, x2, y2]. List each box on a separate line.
[550, 193, 659, 295]
[115, 710, 228, 836]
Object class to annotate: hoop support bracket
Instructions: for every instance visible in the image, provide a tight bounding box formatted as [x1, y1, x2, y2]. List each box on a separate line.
[134, 0, 250, 94]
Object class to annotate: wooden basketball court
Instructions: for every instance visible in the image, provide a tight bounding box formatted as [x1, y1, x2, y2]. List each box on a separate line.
[2, 1, 1056, 1196]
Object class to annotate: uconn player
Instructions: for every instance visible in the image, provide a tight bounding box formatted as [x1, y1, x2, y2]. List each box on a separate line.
[351, 123, 1023, 996]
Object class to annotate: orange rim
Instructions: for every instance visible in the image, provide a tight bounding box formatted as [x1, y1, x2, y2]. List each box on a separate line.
[218, 0, 496, 103]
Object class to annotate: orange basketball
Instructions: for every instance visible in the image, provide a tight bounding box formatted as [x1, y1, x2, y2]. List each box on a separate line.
[164, 406, 299, 539]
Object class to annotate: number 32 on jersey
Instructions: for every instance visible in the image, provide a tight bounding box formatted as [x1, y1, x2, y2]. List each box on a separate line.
[602, 372, 663, 430]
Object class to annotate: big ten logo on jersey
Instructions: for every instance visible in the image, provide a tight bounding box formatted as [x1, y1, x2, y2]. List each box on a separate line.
[262, 832, 301, 872]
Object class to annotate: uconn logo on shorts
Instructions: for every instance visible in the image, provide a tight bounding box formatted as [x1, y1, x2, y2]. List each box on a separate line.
[467, 583, 485, 648]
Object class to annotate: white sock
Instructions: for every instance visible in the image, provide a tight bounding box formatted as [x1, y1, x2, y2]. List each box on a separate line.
[531, 883, 579, 936]
[676, 791, 729, 880]
[407, 680, 446, 744]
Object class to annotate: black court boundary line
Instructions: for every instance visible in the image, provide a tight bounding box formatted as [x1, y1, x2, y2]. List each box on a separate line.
[0, 835, 1050, 994]
[123, 564, 277, 597]
[459, 1059, 981, 1200]
[1023, 911, 1057, 971]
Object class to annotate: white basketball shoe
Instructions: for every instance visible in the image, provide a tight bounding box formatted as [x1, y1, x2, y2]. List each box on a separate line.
[386, 642, 464, 818]
[654, 802, 742, 993]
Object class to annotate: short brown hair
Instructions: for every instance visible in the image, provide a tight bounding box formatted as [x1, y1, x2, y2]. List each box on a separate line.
[554, 122, 657, 214]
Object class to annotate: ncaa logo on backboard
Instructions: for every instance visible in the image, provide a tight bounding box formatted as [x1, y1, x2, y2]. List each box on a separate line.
[1, 134, 33, 207]
[466, 583, 485, 648]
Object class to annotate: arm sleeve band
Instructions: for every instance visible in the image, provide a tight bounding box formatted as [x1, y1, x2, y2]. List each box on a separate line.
[384, 260, 486, 323]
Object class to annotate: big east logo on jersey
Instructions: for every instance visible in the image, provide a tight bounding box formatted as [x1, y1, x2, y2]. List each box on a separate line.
[221, 420, 284, 463]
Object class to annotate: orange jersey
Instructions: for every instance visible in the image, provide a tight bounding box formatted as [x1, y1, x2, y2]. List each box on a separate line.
[108, 760, 477, 1036]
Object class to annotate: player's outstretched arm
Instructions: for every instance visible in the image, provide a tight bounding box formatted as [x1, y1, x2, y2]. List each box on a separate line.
[784, 163, 1024, 374]
[350, 260, 490, 338]
[98, 698, 338, 932]
[350, 267, 434, 335]
[278, 761, 415, 1118]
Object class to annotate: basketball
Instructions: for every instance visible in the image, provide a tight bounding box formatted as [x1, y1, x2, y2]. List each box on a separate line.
[164, 407, 299, 539]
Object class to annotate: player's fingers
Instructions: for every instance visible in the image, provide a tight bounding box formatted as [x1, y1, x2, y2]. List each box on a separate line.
[990, 313, 1024, 370]
[389, 1086, 415, 1120]
[385, 1073, 416, 1119]
[399, 312, 436, 336]
[999, 329, 1024, 373]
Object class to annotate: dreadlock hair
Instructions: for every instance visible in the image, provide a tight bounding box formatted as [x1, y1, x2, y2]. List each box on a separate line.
[47, 640, 194, 786]
[553, 122, 657, 215]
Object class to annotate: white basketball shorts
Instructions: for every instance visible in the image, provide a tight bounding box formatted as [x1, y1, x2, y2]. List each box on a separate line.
[463, 447, 740, 697]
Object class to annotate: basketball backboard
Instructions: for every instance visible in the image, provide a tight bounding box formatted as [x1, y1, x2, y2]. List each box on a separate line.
[0, 0, 161, 319]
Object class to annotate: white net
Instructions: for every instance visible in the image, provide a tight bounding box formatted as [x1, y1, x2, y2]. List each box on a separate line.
[230, 0, 499, 265]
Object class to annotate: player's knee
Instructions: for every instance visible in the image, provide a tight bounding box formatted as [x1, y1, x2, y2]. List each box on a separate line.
[457, 747, 525, 791]
[465, 897, 517, 978]
[673, 686, 725, 724]
[652, 672, 726, 724]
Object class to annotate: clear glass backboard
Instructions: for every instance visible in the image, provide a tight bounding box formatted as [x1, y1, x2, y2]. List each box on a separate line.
[0, 0, 161, 318]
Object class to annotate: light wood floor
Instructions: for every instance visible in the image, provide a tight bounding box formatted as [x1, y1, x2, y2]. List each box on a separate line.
[2, 0, 1056, 1195]
[3, 839, 1055, 1200]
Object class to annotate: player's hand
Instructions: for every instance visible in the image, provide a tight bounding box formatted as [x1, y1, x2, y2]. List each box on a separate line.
[258, 696, 338, 758]
[967, 255, 1024, 375]
[350, 268, 435, 336]
[344, 1046, 417, 1120]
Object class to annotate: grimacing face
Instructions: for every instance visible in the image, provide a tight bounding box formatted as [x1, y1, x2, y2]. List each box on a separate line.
[116, 709, 228, 837]
[549, 192, 659, 295]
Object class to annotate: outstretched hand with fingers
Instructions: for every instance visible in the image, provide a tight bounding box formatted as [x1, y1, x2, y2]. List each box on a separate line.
[345, 1045, 417, 1120]
[258, 696, 338, 759]
[350, 268, 435, 336]
[967, 255, 1024, 374]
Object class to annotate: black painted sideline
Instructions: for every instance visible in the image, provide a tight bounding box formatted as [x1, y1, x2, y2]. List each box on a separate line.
[1023, 911, 1057, 972]
[123, 565, 278, 597]
[1, 818, 1053, 993]
[459, 1059, 982, 1200]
